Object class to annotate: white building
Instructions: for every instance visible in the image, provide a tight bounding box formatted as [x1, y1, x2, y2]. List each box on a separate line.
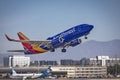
[89, 56, 120, 66]
[4, 55, 30, 67]
[51, 66, 107, 78]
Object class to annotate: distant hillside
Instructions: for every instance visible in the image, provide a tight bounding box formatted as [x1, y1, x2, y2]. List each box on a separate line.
[32, 39, 120, 61]
[0, 39, 120, 66]
[76, 39, 120, 58]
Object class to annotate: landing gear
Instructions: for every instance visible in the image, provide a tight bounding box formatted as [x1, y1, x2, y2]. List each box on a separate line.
[78, 39, 82, 43]
[85, 36, 88, 39]
[50, 48, 55, 52]
[62, 48, 66, 52]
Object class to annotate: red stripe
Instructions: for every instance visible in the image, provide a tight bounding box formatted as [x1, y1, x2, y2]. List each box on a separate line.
[18, 33, 46, 54]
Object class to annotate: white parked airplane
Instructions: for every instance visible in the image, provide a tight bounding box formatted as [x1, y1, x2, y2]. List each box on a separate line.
[10, 66, 52, 79]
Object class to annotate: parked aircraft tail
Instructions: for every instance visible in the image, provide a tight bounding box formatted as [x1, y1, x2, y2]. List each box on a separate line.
[11, 68, 17, 75]
[40, 66, 52, 78]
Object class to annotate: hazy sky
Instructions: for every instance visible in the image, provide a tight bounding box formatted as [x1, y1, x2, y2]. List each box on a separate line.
[0, 0, 120, 53]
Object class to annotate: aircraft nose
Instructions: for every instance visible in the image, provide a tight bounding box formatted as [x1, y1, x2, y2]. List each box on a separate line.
[89, 25, 94, 30]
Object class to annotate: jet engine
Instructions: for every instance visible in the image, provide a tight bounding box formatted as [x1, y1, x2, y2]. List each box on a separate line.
[70, 39, 81, 47]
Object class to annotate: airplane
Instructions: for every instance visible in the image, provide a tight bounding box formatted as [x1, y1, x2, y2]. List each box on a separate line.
[5, 24, 94, 54]
[10, 66, 52, 79]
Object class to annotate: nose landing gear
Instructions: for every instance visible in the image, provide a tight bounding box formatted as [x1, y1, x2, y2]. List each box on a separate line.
[85, 36, 88, 39]
[62, 48, 66, 52]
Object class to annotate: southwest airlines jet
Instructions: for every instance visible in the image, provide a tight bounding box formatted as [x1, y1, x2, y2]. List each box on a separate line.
[5, 24, 94, 54]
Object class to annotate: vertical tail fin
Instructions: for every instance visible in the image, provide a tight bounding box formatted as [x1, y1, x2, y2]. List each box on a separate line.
[40, 66, 52, 78]
[17, 32, 32, 49]
[17, 32, 29, 40]
[47, 66, 52, 73]
[11, 67, 17, 75]
[42, 66, 52, 75]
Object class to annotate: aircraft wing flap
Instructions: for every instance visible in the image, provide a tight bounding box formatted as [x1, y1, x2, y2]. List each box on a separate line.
[28, 40, 51, 45]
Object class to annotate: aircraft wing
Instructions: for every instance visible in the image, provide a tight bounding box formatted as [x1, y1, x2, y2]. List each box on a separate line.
[5, 34, 52, 46]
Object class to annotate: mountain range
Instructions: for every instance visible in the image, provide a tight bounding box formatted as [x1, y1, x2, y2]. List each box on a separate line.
[0, 39, 120, 66]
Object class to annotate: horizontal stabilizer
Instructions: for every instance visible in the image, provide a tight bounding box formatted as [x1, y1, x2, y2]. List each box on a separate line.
[7, 50, 25, 52]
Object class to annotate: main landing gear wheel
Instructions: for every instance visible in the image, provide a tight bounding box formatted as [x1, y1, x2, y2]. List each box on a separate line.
[50, 48, 55, 52]
[62, 49, 66, 52]
[85, 36, 88, 39]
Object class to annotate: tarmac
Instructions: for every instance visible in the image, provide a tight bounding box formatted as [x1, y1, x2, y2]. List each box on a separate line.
[0, 78, 120, 80]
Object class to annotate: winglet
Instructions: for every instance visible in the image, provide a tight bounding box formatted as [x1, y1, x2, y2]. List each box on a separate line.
[5, 34, 13, 41]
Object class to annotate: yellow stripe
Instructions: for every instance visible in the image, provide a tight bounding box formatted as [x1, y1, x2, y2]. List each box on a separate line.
[33, 44, 48, 52]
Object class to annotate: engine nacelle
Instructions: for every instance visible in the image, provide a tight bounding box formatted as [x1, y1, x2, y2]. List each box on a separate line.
[70, 39, 81, 47]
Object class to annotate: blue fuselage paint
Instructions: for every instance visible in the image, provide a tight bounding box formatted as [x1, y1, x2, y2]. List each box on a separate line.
[40, 24, 94, 50]
[50, 24, 93, 47]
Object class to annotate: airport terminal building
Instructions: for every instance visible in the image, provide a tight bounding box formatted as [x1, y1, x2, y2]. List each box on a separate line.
[52, 66, 107, 78]
[89, 56, 120, 66]
[4, 55, 30, 67]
